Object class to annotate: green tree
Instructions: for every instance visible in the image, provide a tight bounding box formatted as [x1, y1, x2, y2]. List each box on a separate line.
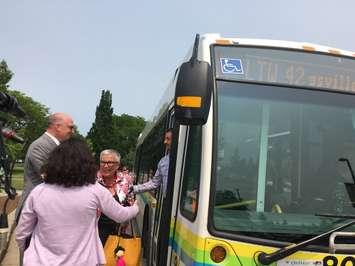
[113, 114, 145, 168]
[0, 59, 50, 161]
[87, 89, 146, 167]
[87, 90, 115, 159]
[0, 60, 13, 91]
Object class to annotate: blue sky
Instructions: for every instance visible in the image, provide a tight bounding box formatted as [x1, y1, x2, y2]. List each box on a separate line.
[3, 0, 354, 135]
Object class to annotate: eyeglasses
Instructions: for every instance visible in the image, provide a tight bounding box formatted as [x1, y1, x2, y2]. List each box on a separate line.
[100, 161, 119, 166]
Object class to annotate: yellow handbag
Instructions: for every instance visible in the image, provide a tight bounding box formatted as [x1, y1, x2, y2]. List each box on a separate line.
[104, 221, 141, 266]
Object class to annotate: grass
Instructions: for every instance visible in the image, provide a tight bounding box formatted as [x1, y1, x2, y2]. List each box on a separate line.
[0, 163, 24, 194]
[11, 164, 24, 191]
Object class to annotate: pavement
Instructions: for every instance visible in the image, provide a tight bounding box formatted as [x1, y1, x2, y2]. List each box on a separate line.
[0, 192, 21, 266]
[1, 211, 18, 266]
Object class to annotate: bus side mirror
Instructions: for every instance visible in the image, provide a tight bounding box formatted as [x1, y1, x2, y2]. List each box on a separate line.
[174, 34, 213, 125]
[175, 60, 212, 125]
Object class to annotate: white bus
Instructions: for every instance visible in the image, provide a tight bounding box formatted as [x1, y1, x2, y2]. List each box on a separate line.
[134, 33, 355, 266]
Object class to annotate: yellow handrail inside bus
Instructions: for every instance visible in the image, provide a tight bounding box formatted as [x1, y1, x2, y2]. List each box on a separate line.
[215, 200, 256, 209]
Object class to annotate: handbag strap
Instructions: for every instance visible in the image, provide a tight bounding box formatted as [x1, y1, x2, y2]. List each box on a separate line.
[117, 219, 137, 239]
[129, 219, 137, 239]
[114, 236, 121, 256]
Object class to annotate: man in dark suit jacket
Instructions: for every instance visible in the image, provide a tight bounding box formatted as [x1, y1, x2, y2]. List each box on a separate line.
[15, 112, 74, 264]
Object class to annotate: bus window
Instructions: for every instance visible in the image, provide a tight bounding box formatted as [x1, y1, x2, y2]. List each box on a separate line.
[136, 118, 167, 192]
[180, 126, 202, 220]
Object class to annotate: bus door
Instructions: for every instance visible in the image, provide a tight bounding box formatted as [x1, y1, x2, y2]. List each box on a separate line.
[149, 110, 178, 266]
[150, 184, 164, 265]
[169, 125, 203, 266]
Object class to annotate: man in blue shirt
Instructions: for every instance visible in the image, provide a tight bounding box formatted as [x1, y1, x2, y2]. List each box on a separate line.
[133, 128, 172, 196]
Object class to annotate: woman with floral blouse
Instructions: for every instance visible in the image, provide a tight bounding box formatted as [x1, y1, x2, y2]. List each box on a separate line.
[97, 149, 134, 245]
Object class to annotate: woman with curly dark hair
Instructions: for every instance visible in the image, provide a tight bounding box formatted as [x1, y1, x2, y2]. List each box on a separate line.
[16, 138, 139, 266]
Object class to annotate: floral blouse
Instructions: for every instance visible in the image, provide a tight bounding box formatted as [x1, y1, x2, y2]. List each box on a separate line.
[97, 170, 134, 206]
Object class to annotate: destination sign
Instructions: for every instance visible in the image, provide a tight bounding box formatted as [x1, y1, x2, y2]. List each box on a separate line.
[214, 46, 355, 93]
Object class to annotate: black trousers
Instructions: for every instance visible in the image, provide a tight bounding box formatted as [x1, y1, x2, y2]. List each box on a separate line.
[98, 220, 119, 246]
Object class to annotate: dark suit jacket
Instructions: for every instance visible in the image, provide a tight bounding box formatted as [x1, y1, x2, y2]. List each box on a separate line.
[15, 133, 58, 222]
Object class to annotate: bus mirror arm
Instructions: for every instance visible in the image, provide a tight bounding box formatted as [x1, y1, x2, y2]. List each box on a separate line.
[257, 220, 355, 265]
[189, 34, 199, 66]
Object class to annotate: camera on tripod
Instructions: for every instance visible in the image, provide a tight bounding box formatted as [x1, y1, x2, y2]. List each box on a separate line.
[0, 91, 26, 228]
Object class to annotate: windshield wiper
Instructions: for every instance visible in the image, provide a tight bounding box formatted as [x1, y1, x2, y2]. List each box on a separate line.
[316, 213, 355, 219]
[257, 220, 355, 265]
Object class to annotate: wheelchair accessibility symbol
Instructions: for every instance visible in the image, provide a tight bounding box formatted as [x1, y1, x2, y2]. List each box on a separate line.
[220, 58, 244, 74]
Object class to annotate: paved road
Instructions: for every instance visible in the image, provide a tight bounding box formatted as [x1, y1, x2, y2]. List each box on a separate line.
[1, 229, 18, 266]
[1, 212, 18, 266]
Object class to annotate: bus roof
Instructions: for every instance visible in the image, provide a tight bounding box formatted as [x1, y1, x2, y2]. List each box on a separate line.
[202, 33, 355, 57]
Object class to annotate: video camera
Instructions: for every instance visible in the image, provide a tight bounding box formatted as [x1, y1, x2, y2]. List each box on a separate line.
[0, 92, 26, 227]
[0, 92, 26, 193]
[0, 92, 26, 118]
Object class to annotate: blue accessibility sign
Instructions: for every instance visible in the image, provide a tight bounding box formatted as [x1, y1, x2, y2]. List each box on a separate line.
[220, 58, 244, 74]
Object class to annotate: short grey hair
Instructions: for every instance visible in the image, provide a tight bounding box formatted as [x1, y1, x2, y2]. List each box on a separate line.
[100, 149, 121, 163]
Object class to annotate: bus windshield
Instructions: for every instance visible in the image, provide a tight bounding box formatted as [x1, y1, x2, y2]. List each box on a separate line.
[213, 80, 355, 242]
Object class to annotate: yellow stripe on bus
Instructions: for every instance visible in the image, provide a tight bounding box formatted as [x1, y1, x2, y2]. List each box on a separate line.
[171, 217, 351, 262]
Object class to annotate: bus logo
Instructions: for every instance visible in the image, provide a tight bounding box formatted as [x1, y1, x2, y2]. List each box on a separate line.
[220, 58, 244, 74]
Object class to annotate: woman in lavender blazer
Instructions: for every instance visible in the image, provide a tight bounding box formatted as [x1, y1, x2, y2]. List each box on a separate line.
[16, 138, 139, 266]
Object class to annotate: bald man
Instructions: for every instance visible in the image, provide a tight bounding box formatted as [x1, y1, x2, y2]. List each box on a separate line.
[16, 113, 74, 222]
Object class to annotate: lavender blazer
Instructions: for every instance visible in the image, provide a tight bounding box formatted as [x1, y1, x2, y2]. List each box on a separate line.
[16, 182, 139, 266]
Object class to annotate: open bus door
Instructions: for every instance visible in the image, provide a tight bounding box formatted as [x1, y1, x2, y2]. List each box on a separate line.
[153, 101, 207, 266]
[148, 110, 178, 266]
